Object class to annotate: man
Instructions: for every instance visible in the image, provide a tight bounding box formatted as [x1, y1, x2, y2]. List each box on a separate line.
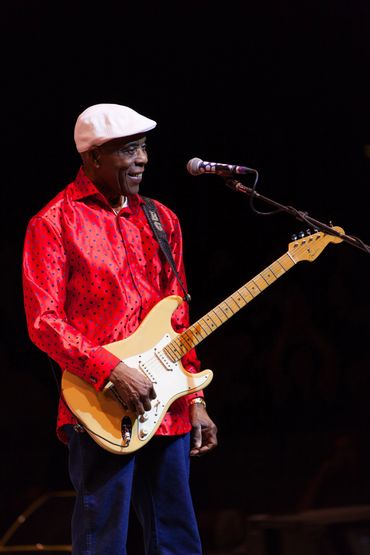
[22, 103, 218, 554]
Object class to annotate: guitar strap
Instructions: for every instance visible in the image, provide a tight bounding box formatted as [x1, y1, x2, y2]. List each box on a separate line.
[141, 196, 191, 303]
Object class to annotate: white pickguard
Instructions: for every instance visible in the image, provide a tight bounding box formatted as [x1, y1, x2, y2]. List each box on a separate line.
[121, 334, 210, 444]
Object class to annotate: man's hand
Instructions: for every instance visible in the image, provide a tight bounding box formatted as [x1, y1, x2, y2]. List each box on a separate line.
[189, 404, 218, 457]
[110, 361, 157, 415]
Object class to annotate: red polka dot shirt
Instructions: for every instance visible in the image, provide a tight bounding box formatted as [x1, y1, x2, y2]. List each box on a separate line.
[22, 167, 204, 443]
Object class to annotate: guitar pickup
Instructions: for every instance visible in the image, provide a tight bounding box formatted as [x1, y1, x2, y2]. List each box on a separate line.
[138, 357, 158, 383]
[153, 347, 175, 371]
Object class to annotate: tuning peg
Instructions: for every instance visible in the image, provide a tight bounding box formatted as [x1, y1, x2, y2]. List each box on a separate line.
[291, 233, 298, 241]
[306, 228, 312, 235]
[298, 231, 305, 238]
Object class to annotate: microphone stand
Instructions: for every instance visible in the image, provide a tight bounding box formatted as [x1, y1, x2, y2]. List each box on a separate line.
[225, 178, 370, 255]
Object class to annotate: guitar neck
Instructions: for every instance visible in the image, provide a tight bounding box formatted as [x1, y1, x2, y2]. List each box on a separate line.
[164, 250, 296, 362]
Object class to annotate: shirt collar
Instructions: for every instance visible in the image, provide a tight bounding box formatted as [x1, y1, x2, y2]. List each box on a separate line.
[69, 166, 145, 212]
[70, 166, 101, 200]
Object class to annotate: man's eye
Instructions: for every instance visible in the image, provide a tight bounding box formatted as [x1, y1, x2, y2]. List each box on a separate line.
[120, 144, 147, 156]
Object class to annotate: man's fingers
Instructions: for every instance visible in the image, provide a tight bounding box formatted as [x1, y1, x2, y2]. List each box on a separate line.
[143, 398, 153, 412]
[191, 425, 202, 450]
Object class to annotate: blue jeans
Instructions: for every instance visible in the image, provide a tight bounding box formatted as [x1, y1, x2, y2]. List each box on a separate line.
[66, 427, 202, 555]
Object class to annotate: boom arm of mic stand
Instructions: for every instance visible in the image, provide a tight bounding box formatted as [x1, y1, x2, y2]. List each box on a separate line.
[225, 178, 370, 255]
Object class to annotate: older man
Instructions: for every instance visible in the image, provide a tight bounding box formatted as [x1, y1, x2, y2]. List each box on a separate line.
[22, 103, 217, 554]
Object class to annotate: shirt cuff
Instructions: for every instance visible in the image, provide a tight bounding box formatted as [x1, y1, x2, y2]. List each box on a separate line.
[84, 346, 121, 391]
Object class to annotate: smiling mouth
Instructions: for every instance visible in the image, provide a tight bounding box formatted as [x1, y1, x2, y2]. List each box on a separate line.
[128, 172, 143, 179]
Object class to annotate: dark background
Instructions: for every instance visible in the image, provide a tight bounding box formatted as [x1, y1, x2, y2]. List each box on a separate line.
[1, 1, 370, 551]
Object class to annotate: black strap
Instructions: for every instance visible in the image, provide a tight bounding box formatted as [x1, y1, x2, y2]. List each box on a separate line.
[141, 196, 191, 303]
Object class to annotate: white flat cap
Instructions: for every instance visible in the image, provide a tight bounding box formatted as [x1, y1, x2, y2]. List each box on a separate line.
[74, 103, 157, 152]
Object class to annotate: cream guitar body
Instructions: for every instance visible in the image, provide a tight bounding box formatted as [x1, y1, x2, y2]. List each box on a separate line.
[62, 227, 344, 455]
[62, 296, 213, 454]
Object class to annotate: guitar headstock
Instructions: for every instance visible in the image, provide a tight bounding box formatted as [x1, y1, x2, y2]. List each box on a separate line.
[288, 225, 344, 263]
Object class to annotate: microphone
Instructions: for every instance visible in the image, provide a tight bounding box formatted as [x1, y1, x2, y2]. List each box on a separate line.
[187, 157, 257, 176]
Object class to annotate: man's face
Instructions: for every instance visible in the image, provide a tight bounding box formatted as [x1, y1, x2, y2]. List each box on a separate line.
[90, 134, 148, 202]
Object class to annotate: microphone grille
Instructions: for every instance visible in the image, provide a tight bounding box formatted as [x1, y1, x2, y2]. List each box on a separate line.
[186, 157, 202, 176]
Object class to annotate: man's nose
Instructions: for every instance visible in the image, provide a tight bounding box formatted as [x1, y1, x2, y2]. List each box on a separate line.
[135, 146, 148, 162]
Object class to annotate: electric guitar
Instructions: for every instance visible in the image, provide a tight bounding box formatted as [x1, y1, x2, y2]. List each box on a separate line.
[62, 226, 344, 454]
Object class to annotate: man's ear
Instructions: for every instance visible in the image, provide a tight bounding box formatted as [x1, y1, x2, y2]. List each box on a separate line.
[90, 148, 101, 168]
